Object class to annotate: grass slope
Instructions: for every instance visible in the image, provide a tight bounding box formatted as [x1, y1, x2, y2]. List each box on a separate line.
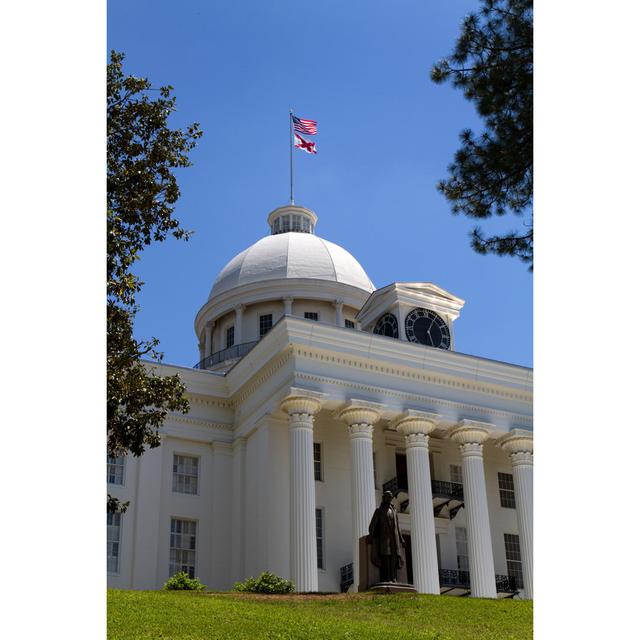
[108, 590, 532, 640]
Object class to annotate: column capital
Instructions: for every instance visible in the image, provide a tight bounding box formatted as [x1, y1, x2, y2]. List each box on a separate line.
[498, 428, 533, 456]
[234, 304, 246, 312]
[347, 423, 374, 439]
[336, 399, 384, 427]
[450, 419, 495, 445]
[280, 387, 326, 416]
[334, 299, 344, 307]
[390, 409, 441, 436]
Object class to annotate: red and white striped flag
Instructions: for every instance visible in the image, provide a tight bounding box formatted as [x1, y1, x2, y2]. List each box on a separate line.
[294, 133, 317, 154]
[292, 114, 317, 135]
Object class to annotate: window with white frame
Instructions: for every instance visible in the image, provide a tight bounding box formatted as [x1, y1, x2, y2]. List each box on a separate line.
[107, 512, 122, 574]
[313, 442, 323, 481]
[504, 533, 524, 589]
[172, 454, 199, 495]
[259, 314, 273, 338]
[345, 319, 355, 329]
[226, 326, 235, 348]
[450, 464, 463, 486]
[107, 455, 125, 485]
[498, 472, 516, 508]
[304, 312, 318, 321]
[316, 508, 325, 569]
[455, 527, 469, 572]
[169, 518, 197, 578]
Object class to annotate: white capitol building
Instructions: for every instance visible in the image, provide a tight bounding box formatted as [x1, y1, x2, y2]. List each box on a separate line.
[107, 203, 533, 599]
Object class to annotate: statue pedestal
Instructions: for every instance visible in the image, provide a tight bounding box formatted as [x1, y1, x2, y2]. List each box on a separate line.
[369, 582, 417, 594]
[358, 536, 415, 593]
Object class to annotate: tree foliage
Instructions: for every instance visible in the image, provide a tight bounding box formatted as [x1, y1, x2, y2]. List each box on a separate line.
[432, 0, 533, 268]
[107, 51, 202, 511]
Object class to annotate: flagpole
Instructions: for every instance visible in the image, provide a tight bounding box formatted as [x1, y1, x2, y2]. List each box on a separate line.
[289, 109, 294, 205]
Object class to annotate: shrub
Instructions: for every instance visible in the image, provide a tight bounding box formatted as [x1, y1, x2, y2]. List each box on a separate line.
[233, 571, 294, 594]
[163, 571, 206, 591]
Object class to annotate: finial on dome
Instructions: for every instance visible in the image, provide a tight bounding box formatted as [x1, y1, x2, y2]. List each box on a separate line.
[267, 204, 318, 235]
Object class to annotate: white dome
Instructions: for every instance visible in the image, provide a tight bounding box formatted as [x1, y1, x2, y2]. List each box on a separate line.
[209, 232, 375, 299]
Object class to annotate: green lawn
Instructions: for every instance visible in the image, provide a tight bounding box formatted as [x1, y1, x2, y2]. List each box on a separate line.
[107, 590, 532, 640]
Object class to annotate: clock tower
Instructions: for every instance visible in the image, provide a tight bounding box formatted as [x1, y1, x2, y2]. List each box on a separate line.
[356, 282, 464, 351]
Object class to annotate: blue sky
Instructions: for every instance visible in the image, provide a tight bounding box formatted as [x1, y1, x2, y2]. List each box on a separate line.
[108, 0, 532, 368]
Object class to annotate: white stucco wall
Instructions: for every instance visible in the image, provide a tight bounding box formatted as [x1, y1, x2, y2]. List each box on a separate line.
[108, 318, 531, 594]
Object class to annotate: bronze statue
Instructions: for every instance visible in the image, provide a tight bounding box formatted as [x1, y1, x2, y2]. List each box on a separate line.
[368, 490, 405, 583]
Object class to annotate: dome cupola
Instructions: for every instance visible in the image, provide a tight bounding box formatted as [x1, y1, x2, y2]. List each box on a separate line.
[268, 204, 317, 235]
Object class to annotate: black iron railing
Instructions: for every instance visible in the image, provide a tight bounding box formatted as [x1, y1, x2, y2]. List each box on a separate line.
[439, 569, 470, 589]
[382, 477, 406, 495]
[439, 570, 520, 593]
[383, 477, 464, 502]
[194, 340, 259, 370]
[495, 574, 520, 593]
[340, 562, 354, 592]
[431, 480, 464, 501]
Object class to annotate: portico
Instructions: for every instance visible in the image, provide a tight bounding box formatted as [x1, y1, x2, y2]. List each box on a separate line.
[265, 364, 531, 598]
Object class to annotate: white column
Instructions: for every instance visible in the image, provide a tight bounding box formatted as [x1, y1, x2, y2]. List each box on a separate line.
[451, 421, 497, 598]
[393, 411, 440, 594]
[234, 305, 244, 344]
[281, 392, 323, 592]
[334, 299, 344, 327]
[231, 437, 246, 583]
[282, 297, 293, 316]
[500, 430, 533, 599]
[204, 323, 213, 357]
[338, 400, 381, 590]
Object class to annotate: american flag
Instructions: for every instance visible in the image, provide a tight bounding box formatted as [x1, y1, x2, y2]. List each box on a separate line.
[292, 114, 317, 135]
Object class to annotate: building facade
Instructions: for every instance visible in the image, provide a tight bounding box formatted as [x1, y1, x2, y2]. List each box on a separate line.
[107, 204, 533, 599]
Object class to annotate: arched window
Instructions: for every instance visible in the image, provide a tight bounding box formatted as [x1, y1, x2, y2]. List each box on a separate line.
[373, 313, 399, 339]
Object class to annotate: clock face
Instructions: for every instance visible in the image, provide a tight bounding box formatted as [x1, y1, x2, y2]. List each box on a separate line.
[373, 313, 399, 339]
[404, 308, 451, 349]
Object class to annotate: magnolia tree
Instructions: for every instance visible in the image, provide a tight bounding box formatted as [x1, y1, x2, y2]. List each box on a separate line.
[107, 51, 203, 512]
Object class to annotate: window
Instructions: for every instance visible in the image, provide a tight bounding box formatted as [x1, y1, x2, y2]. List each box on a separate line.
[107, 512, 122, 574]
[345, 319, 355, 329]
[169, 518, 197, 578]
[292, 214, 302, 231]
[226, 326, 235, 348]
[281, 216, 291, 232]
[259, 314, 273, 338]
[107, 455, 125, 485]
[498, 472, 516, 508]
[450, 464, 463, 486]
[455, 527, 469, 572]
[313, 443, 323, 481]
[504, 533, 524, 589]
[316, 508, 325, 569]
[272, 217, 281, 234]
[172, 454, 199, 495]
[302, 217, 311, 232]
[304, 312, 318, 321]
